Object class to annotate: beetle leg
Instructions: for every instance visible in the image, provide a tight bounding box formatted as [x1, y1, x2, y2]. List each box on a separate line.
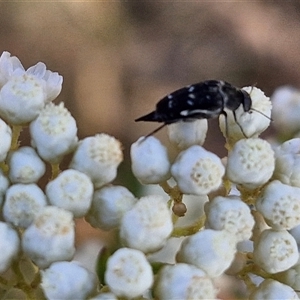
[233, 110, 248, 138]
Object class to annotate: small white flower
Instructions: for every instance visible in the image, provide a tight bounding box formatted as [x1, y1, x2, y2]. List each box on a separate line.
[226, 138, 275, 189]
[26, 62, 63, 103]
[0, 51, 62, 102]
[131, 136, 170, 184]
[0, 169, 9, 206]
[256, 180, 300, 230]
[167, 119, 208, 149]
[219, 86, 271, 143]
[30, 102, 78, 164]
[171, 145, 225, 195]
[8, 146, 46, 183]
[85, 185, 137, 230]
[271, 86, 300, 135]
[0, 51, 24, 87]
[177, 229, 237, 277]
[70, 134, 123, 188]
[0, 74, 46, 124]
[3, 183, 47, 228]
[154, 263, 217, 300]
[120, 195, 173, 253]
[46, 169, 93, 218]
[249, 279, 299, 300]
[0, 222, 20, 273]
[41, 261, 96, 300]
[0, 118, 12, 162]
[22, 206, 75, 268]
[205, 195, 255, 241]
[105, 248, 153, 298]
[253, 229, 299, 273]
[274, 138, 300, 187]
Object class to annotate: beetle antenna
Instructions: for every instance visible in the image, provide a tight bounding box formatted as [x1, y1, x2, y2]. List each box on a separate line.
[248, 84, 272, 121]
[250, 108, 273, 121]
[139, 123, 167, 142]
[232, 111, 248, 138]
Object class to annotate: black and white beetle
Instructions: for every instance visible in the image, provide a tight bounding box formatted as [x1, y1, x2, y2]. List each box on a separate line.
[135, 80, 265, 138]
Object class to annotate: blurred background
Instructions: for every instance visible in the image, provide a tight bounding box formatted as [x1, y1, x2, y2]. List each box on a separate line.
[1, 1, 299, 293]
[2, 2, 300, 149]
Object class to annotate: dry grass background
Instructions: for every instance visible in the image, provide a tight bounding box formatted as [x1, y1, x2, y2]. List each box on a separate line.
[1, 2, 300, 296]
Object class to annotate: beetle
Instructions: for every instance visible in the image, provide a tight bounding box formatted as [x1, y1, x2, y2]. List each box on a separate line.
[135, 80, 255, 138]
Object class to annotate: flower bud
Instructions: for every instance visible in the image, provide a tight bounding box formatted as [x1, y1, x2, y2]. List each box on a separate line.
[167, 119, 208, 149]
[70, 134, 123, 188]
[46, 169, 93, 218]
[22, 206, 75, 268]
[154, 263, 217, 300]
[131, 136, 170, 184]
[120, 195, 173, 253]
[8, 146, 46, 183]
[105, 248, 153, 298]
[41, 261, 96, 300]
[177, 229, 237, 277]
[3, 183, 47, 228]
[85, 185, 137, 230]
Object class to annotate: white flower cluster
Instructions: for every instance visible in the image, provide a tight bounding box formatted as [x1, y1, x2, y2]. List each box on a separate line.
[1, 51, 299, 299]
[0, 52, 124, 299]
[129, 85, 300, 298]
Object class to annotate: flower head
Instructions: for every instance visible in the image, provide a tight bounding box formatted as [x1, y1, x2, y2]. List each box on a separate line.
[70, 134, 123, 188]
[0, 51, 62, 101]
[256, 180, 300, 230]
[86, 185, 137, 230]
[46, 169, 94, 218]
[30, 102, 78, 163]
[177, 229, 237, 277]
[226, 138, 275, 189]
[105, 248, 153, 298]
[274, 138, 300, 187]
[41, 261, 96, 300]
[131, 136, 170, 184]
[8, 146, 46, 183]
[22, 206, 75, 268]
[3, 183, 47, 228]
[154, 263, 217, 300]
[205, 195, 255, 241]
[171, 145, 225, 195]
[253, 229, 299, 273]
[120, 195, 173, 253]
